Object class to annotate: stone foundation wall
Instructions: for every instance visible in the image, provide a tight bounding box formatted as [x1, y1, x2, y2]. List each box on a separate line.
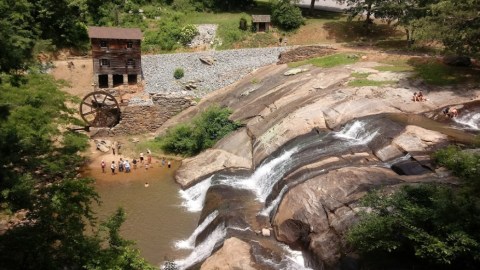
[111, 94, 193, 135]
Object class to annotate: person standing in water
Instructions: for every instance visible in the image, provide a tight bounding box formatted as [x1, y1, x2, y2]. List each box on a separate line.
[167, 160, 171, 168]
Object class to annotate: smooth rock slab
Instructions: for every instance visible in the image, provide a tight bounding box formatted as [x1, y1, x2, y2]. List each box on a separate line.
[201, 237, 256, 270]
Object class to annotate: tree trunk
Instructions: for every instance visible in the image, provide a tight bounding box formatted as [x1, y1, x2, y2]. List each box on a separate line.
[310, 0, 315, 14]
[365, 3, 373, 24]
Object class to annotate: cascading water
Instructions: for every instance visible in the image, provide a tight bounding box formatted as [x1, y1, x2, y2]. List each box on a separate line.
[174, 210, 219, 250]
[179, 176, 213, 212]
[174, 120, 380, 269]
[172, 224, 226, 270]
[454, 111, 480, 130]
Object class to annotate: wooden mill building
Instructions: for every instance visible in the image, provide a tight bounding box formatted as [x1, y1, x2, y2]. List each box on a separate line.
[87, 26, 142, 88]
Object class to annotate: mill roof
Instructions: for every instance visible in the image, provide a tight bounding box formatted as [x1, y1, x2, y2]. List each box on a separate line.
[88, 26, 142, 40]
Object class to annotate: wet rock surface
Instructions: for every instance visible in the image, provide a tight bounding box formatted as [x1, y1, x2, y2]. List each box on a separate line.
[168, 49, 480, 269]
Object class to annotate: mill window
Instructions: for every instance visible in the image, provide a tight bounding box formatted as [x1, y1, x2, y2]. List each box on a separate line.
[127, 41, 133, 49]
[100, 59, 110, 67]
[100, 40, 108, 48]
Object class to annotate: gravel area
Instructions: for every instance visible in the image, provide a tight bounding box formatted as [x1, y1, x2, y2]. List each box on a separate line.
[142, 47, 288, 97]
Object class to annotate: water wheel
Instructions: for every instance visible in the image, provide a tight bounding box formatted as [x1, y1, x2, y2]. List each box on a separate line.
[80, 91, 120, 127]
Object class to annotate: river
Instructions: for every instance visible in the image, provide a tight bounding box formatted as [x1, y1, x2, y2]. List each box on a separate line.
[85, 159, 200, 266]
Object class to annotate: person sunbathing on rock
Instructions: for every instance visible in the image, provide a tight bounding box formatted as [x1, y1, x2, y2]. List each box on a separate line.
[449, 107, 458, 118]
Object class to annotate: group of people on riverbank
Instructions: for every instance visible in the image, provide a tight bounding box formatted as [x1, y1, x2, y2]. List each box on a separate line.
[100, 149, 172, 174]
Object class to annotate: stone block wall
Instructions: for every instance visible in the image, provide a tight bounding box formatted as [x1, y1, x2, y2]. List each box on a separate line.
[111, 94, 193, 135]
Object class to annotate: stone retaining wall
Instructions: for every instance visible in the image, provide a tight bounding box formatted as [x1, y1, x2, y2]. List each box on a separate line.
[111, 94, 193, 135]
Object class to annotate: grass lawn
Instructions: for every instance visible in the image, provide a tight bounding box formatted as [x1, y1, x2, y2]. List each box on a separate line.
[288, 53, 361, 68]
[348, 79, 396, 87]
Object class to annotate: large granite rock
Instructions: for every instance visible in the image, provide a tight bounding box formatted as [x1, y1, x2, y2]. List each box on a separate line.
[273, 166, 453, 268]
[175, 128, 253, 187]
[175, 148, 251, 188]
[201, 237, 256, 270]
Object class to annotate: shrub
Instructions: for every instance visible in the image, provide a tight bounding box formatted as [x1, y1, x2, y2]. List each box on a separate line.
[156, 105, 241, 156]
[173, 68, 184, 79]
[271, 0, 304, 31]
[179, 24, 199, 45]
[239, 17, 248, 31]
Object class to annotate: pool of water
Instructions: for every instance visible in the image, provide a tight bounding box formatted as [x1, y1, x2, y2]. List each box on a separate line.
[84, 159, 200, 266]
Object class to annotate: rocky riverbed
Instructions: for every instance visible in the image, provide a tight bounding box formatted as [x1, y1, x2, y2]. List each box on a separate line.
[142, 47, 288, 97]
[162, 54, 480, 270]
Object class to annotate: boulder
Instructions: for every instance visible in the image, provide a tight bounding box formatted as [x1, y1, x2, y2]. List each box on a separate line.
[391, 160, 431, 175]
[273, 166, 452, 268]
[201, 237, 256, 270]
[199, 56, 215, 65]
[175, 149, 251, 188]
[443, 56, 471, 67]
[261, 228, 271, 237]
[284, 68, 308, 76]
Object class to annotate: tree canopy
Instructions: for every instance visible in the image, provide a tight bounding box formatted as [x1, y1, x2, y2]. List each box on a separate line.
[348, 146, 480, 269]
[0, 73, 155, 269]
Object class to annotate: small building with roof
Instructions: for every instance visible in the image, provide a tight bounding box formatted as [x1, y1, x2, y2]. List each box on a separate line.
[252, 15, 271, 32]
[87, 26, 143, 88]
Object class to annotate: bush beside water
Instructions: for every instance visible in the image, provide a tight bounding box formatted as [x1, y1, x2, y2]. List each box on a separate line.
[155, 105, 241, 156]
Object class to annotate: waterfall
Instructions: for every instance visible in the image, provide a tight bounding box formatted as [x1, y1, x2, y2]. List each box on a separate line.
[179, 176, 213, 212]
[334, 120, 379, 143]
[174, 210, 219, 250]
[253, 242, 314, 270]
[237, 147, 299, 202]
[454, 111, 480, 130]
[172, 224, 226, 270]
[173, 119, 380, 269]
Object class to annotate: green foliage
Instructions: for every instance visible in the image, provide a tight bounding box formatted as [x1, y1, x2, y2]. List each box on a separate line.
[414, 0, 480, 57]
[195, 0, 256, 11]
[0, 0, 37, 72]
[239, 17, 248, 31]
[0, 73, 155, 269]
[349, 184, 480, 268]
[407, 58, 480, 86]
[156, 105, 241, 156]
[433, 146, 480, 190]
[144, 16, 183, 51]
[271, 0, 304, 31]
[288, 53, 360, 68]
[349, 147, 480, 269]
[179, 24, 199, 45]
[348, 79, 396, 87]
[173, 68, 184, 79]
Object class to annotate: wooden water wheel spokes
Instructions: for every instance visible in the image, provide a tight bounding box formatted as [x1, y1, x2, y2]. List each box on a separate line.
[80, 91, 120, 127]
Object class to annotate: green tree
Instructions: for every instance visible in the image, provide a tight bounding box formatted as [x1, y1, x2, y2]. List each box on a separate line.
[414, 0, 480, 56]
[156, 105, 240, 156]
[0, 73, 155, 269]
[348, 146, 480, 269]
[371, 0, 438, 46]
[271, 0, 305, 31]
[336, 0, 381, 24]
[33, 0, 89, 47]
[0, 0, 37, 72]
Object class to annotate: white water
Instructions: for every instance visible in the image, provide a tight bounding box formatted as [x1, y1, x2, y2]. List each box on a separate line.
[179, 176, 213, 212]
[173, 224, 226, 270]
[281, 243, 315, 270]
[174, 210, 219, 250]
[175, 120, 379, 269]
[253, 242, 314, 270]
[236, 147, 299, 202]
[334, 120, 379, 143]
[454, 111, 480, 130]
